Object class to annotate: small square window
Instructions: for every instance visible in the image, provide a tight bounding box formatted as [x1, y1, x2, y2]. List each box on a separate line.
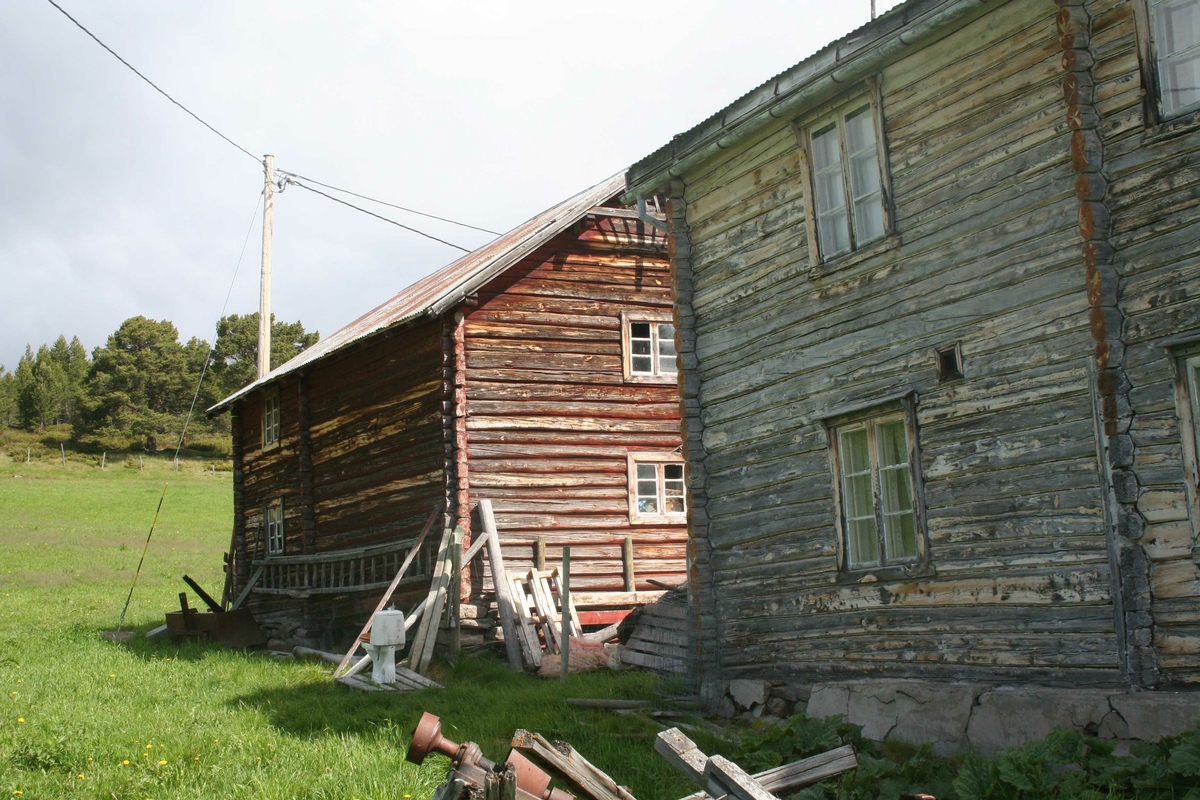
[936, 343, 964, 383]
[262, 391, 280, 448]
[827, 407, 926, 571]
[265, 499, 285, 556]
[622, 313, 677, 382]
[628, 453, 687, 523]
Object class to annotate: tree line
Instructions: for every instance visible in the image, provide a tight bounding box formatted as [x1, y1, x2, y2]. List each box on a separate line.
[0, 313, 317, 453]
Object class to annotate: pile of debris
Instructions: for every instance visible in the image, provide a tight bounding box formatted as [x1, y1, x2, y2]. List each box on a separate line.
[408, 712, 862, 800]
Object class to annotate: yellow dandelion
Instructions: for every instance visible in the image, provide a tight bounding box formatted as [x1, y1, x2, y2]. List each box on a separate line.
[212, 739, 218, 743]
[143, 753, 149, 758]
[146, 744, 153, 749]
[108, 674, 115, 678]
[9, 691, 15, 696]
[194, 757, 199, 761]
[13, 791, 23, 796]
[122, 760, 130, 766]
[87, 757, 93, 762]
[16, 718, 24, 723]
[77, 774, 86, 780]
[405, 795, 413, 798]
[158, 760, 167, 766]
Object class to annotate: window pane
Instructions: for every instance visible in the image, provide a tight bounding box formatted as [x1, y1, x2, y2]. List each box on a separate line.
[638, 497, 659, 514]
[638, 480, 659, 497]
[637, 463, 656, 479]
[853, 197, 885, 243]
[849, 152, 881, 199]
[818, 209, 851, 256]
[848, 517, 879, 566]
[658, 324, 677, 373]
[880, 466, 914, 515]
[816, 170, 847, 210]
[844, 108, 875, 153]
[811, 125, 840, 170]
[632, 356, 653, 373]
[1162, 54, 1200, 114]
[845, 473, 875, 520]
[664, 464, 683, 480]
[631, 322, 651, 338]
[840, 428, 871, 474]
[1157, 0, 1200, 54]
[884, 511, 918, 561]
[632, 339, 652, 355]
[877, 421, 908, 467]
[665, 497, 685, 513]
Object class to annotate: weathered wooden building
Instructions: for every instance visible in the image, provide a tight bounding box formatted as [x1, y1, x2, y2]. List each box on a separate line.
[624, 0, 1200, 702]
[208, 174, 687, 648]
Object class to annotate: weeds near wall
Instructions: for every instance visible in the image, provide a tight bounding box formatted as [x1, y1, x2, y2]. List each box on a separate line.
[737, 715, 1200, 800]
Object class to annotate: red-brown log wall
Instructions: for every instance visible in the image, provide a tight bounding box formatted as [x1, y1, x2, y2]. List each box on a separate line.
[464, 217, 687, 591]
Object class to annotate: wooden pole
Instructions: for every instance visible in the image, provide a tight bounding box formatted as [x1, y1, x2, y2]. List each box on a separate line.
[449, 525, 462, 663]
[101, 452, 106, 470]
[60, 443, 65, 466]
[560, 546, 571, 681]
[479, 499, 522, 670]
[139, 455, 143, 471]
[257, 154, 274, 380]
[26, 448, 30, 464]
[535, 536, 546, 571]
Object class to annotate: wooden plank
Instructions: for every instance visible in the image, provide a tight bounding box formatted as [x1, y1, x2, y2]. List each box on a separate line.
[408, 525, 455, 674]
[509, 572, 544, 668]
[675, 746, 857, 800]
[560, 547, 571, 681]
[480, 499, 524, 671]
[655, 728, 708, 785]
[705, 756, 780, 800]
[511, 730, 635, 800]
[528, 569, 562, 655]
[231, 566, 264, 611]
[333, 504, 441, 678]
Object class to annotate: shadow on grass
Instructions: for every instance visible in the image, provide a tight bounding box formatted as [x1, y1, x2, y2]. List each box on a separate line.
[224, 654, 722, 799]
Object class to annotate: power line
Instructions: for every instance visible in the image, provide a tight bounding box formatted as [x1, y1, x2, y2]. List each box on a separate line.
[44, 0, 259, 163]
[43, 0, 489, 252]
[285, 179, 472, 253]
[280, 171, 502, 236]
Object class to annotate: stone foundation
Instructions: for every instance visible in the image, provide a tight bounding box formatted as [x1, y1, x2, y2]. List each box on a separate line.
[716, 679, 1200, 756]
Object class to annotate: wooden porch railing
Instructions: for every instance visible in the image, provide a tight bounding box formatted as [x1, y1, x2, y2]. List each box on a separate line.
[251, 536, 437, 597]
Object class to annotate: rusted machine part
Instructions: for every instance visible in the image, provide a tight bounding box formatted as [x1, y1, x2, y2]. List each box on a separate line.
[406, 712, 573, 800]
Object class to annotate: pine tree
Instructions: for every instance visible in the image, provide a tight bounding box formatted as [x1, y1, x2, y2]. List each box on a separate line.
[0, 365, 16, 428]
[209, 313, 319, 401]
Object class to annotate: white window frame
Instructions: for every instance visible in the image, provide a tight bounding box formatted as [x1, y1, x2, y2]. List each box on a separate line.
[265, 499, 285, 556]
[1148, 0, 1200, 119]
[621, 312, 678, 383]
[627, 452, 687, 524]
[1171, 348, 1200, 542]
[796, 86, 893, 266]
[825, 403, 927, 572]
[262, 390, 280, 449]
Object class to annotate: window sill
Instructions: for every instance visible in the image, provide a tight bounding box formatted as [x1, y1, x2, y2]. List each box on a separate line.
[836, 561, 934, 584]
[1142, 108, 1200, 146]
[630, 514, 688, 526]
[812, 234, 901, 280]
[261, 441, 280, 452]
[624, 373, 678, 385]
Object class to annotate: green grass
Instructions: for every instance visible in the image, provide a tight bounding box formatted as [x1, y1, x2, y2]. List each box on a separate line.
[0, 456, 718, 799]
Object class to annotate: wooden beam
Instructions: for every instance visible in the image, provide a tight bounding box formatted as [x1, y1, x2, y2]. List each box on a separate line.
[622, 536, 636, 592]
[231, 566, 264, 611]
[675, 746, 857, 800]
[411, 525, 457, 674]
[480, 499, 523, 670]
[332, 503, 441, 678]
[511, 729, 635, 800]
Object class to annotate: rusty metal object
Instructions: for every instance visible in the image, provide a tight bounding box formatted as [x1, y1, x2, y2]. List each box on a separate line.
[406, 713, 573, 800]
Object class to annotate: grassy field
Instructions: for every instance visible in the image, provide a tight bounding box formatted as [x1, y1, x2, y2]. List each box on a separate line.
[0, 456, 722, 800]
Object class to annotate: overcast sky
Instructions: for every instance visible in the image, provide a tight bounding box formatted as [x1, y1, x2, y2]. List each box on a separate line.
[1, 0, 903, 371]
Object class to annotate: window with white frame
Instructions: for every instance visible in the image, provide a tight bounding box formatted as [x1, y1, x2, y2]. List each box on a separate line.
[627, 453, 686, 523]
[262, 391, 280, 448]
[803, 98, 889, 262]
[622, 313, 677, 382]
[1148, 0, 1200, 118]
[265, 499, 285, 556]
[831, 412, 922, 570]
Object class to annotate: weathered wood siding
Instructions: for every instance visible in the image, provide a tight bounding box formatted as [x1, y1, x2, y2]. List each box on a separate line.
[463, 215, 688, 591]
[233, 320, 445, 640]
[1074, 0, 1200, 685]
[678, 0, 1124, 687]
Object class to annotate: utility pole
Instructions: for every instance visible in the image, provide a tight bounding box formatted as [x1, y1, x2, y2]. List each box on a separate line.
[257, 154, 275, 380]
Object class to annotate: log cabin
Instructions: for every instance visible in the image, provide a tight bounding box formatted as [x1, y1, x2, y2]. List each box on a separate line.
[208, 174, 687, 650]
[624, 0, 1200, 710]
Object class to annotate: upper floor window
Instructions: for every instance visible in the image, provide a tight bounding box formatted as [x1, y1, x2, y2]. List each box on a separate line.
[262, 391, 280, 448]
[627, 452, 686, 524]
[621, 312, 676, 382]
[265, 499, 285, 555]
[800, 93, 891, 263]
[1149, 0, 1200, 118]
[826, 405, 925, 571]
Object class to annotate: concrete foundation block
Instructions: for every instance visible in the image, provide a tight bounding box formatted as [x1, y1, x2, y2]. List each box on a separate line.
[966, 688, 1111, 756]
[1109, 692, 1200, 741]
[728, 679, 768, 710]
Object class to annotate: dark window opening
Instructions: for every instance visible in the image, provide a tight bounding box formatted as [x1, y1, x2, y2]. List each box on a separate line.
[937, 344, 963, 382]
